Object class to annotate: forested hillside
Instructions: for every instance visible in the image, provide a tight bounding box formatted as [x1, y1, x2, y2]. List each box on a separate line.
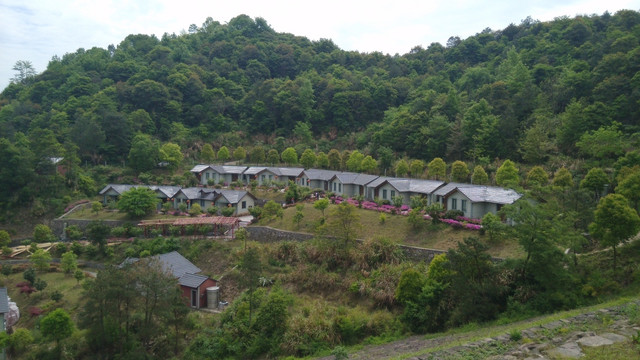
[0, 10, 639, 217]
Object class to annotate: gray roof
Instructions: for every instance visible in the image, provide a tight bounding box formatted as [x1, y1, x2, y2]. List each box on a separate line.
[213, 165, 248, 174]
[275, 167, 305, 177]
[369, 178, 444, 194]
[243, 166, 267, 176]
[150, 185, 182, 198]
[303, 169, 340, 181]
[178, 273, 210, 288]
[176, 187, 206, 200]
[0, 288, 8, 314]
[454, 186, 522, 205]
[98, 184, 139, 195]
[366, 176, 395, 188]
[334, 172, 379, 186]
[190, 165, 247, 174]
[153, 251, 202, 278]
[216, 190, 251, 204]
[432, 182, 468, 197]
[408, 179, 445, 194]
[190, 164, 211, 173]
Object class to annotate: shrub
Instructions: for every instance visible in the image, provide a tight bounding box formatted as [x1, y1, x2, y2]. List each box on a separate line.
[50, 290, 63, 302]
[111, 226, 127, 238]
[162, 201, 173, 213]
[221, 206, 235, 217]
[509, 330, 522, 341]
[178, 202, 188, 213]
[443, 210, 464, 219]
[65, 225, 83, 240]
[33, 224, 54, 243]
[189, 203, 202, 216]
[207, 206, 219, 216]
[379, 213, 386, 224]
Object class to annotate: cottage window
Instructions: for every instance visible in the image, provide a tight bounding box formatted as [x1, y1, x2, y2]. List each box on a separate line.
[461, 200, 467, 212]
[205, 173, 210, 179]
[383, 189, 388, 199]
[391, 190, 396, 198]
[333, 183, 337, 191]
[242, 201, 247, 209]
[261, 175, 265, 182]
[339, 183, 342, 192]
[451, 198, 457, 210]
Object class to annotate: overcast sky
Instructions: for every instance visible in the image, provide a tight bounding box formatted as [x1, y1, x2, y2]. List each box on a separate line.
[1, 0, 638, 91]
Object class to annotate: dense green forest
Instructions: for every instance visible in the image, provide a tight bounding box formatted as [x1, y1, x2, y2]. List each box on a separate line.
[1, 10, 640, 217]
[1, 10, 640, 360]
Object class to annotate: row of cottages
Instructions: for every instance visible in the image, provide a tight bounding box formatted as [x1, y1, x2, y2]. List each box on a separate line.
[99, 185, 257, 216]
[120, 251, 218, 309]
[186, 165, 522, 220]
[191, 165, 307, 186]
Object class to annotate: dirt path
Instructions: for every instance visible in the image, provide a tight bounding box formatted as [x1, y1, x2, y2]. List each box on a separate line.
[315, 299, 640, 360]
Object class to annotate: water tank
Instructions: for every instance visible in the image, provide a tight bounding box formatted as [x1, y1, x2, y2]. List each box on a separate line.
[206, 286, 219, 309]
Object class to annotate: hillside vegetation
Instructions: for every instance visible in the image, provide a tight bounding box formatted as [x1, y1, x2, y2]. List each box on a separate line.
[0, 9, 640, 360]
[1, 10, 640, 223]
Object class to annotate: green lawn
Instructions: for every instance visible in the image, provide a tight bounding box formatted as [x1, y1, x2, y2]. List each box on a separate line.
[259, 202, 523, 259]
[3, 269, 87, 328]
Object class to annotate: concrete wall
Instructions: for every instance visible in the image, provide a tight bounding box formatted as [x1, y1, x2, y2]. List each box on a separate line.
[51, 218, 135, 239]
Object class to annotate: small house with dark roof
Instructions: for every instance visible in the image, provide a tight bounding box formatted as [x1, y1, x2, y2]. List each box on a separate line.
[442, 185, 522, 219]
[190, 165, 248, 186]
[365, 177, 445, 205]
[214, 189, 257, 215]
[329, 172, 379, 197]
[121, 251, 217, 309]
[242, 167, 304, 186]
[173, 188, 256, 215]
[300, 169, 340, 190]
[99, 184, 140, 204]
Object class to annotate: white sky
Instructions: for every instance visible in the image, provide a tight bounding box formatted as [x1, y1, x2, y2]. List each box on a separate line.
[0, 0, 638, 91]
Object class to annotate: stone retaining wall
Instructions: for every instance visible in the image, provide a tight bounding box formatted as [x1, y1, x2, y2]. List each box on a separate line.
[51, 219, 136, 239]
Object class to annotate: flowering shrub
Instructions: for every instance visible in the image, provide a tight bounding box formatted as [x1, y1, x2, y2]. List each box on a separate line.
[456, 216, 482, 225]
[441, 218, 482, 230]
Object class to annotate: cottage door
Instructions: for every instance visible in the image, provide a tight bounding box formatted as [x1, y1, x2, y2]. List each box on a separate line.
[191, 289, 197, 307]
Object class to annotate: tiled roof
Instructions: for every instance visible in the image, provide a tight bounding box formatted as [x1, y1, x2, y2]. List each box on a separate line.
[368, 178, 444, 194]
[216, 190, 249, 204]
[213, 165, 248, 174]
[275, 167, 305, 177]
[243, 166, 267, 176]
[150, 185, 182, 198]
[304, 169, 341, 181]
[334, 172, 379, 186]
[0, 288, 9, 314]
[190, 164, 211, 173]
[153, 251, 202, 279]
[432, 182, 468, 197]
[366, 176, 395, 188]
[98, 184, 139, 195]
[407, 179, 445, 194]
[454, 186, 522, 205]
[178, 273, 210, 288]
